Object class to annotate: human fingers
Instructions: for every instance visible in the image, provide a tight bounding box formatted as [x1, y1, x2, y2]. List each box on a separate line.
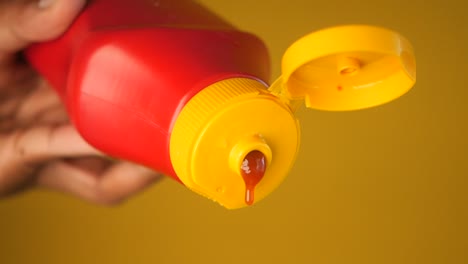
[0, 0, 87, 54]
[14, 82, 65, 125]
[0, 123, 99, 195]
[0, 0, 87, 93]
[0, 79, 63, 126]
[0, 61, 35, 92]
[37, 160, 162, 205]
[2, 123, 100, 165]
[33, 105, 69, 125]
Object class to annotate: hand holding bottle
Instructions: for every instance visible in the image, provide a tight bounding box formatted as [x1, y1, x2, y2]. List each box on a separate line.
[0, 0, 161, 205]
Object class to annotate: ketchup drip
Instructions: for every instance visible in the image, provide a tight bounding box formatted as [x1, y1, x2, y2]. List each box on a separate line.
[240, 150, 267, 206]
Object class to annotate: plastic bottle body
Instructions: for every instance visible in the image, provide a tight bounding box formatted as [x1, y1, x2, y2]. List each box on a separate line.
[25, 0, 270, 179]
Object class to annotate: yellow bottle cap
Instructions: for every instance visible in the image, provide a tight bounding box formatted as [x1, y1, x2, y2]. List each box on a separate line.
[274, 25, 416, 111]
[170, 25, 416, 209]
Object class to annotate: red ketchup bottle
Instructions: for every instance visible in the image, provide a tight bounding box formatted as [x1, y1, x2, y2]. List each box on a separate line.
[26, 0, 416, 209]
[26, 0, 272, 208]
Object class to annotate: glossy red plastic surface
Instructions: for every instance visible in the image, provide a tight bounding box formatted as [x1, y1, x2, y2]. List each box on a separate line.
[25, 0, 270, 179]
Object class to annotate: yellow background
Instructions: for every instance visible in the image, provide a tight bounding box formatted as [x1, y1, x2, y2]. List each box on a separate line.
[1, 0, 467, 263]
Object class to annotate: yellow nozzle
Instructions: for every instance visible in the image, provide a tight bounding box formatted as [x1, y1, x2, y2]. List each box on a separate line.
[228, 134, 272, 177]
[170, 78, 299, 209]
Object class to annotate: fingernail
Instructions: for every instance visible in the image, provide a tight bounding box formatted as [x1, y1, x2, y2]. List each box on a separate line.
[38, 0, 54, 9]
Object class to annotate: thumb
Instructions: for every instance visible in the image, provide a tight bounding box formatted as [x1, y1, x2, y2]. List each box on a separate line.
[0, 0, 86, 54]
